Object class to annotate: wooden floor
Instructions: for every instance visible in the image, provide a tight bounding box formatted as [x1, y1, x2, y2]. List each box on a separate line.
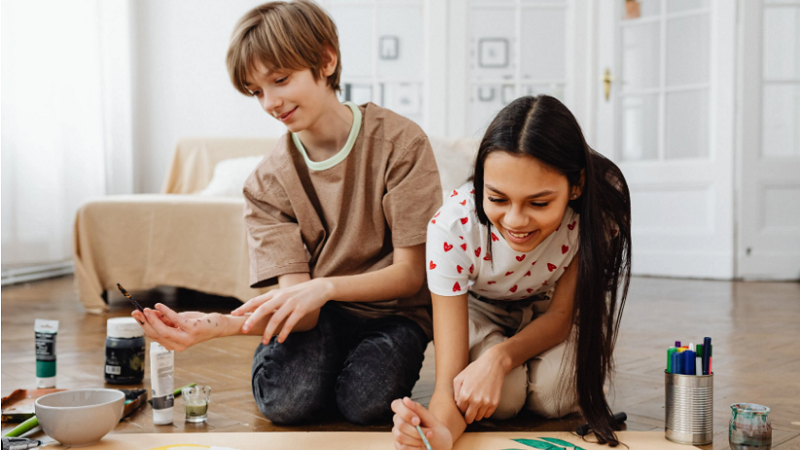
[2, 275, 799, 449]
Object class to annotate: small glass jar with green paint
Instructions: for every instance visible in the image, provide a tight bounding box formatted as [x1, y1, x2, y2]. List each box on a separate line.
[730, 403, 772, 450]
[182, 385, 211, 423]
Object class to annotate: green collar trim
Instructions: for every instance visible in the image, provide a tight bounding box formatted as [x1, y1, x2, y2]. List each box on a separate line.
[291, 102, 361, 171]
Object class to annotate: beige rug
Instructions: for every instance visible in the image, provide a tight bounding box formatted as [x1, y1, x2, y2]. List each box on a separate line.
[47, 431, 689, 450]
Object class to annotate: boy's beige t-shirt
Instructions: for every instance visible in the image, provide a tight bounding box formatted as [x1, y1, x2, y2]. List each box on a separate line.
[242, 102, 442, 338]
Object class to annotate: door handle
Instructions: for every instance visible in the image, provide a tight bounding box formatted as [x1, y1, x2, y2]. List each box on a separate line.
[603, 69, 613, 101]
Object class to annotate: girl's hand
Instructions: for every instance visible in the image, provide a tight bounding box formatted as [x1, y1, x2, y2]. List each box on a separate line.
[453, 348, 509, 423]
[231, 278, 334, 344]
[132, 304, 223, 352]
[391, 397, 453, 450]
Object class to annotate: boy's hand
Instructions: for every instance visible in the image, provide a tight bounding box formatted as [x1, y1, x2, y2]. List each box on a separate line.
[232, 278, 334, 344]
[391, 397, 453, 450]
[132, 304, 224, 352]
[452, 348, 508, 423]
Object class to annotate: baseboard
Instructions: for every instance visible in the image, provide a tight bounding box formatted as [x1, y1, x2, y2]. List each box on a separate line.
[1, 261, 74, 286]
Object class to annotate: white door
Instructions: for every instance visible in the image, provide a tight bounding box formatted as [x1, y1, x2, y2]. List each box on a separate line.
[738, 0, 800, 280]
[595, 0, 736, 279]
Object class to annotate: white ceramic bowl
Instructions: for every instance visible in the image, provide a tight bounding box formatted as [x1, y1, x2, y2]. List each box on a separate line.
[35, 389, 125, 447]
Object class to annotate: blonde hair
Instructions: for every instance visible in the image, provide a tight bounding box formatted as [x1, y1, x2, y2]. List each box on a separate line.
[226, 0, 342, 95]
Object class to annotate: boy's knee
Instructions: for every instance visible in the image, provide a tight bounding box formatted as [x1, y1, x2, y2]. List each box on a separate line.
[335, 375, 394, 425]
[252, 365, 327, 424]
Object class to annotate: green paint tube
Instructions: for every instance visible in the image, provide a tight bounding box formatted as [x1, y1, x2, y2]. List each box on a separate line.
[34, 319, 59, 388]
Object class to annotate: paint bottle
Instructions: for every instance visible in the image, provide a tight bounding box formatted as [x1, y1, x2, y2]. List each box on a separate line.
[105, 318, 145, 385]
[34, 319, 59, 388]
[150, 343, 174, 425]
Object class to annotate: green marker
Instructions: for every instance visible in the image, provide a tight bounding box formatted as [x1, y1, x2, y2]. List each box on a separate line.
[3, 416, 39, 438]
[666, 347, 677, 373]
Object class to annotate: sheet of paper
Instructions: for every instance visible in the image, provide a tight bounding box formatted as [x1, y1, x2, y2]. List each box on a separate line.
[45, 431, 689, 450]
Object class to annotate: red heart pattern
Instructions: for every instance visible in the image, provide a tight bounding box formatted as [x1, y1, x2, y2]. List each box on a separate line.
[460, 217, 468, 224]
[431, 219, 436, 224]
[450, 190, 458, 197]
[492, 232, 499, 242]
[516, 254, 526, 261]
[460, 200, 467, 206]
[527, 288, 534, 294]
[509, 285, 518, 293]
[487, 281, 496, 285]
[434, 212, 440, 218]
[524, 270, 531, 277]
[453, 282, 461, 292]
[429, 261, 436, 270]
[505, 271, 514, 276]
[475, 247, 481, 257]
[444, 242, 453, 252]
[568, 221, 576, 230]
[547, 263, 557, 272]
[484, 254, 492, 261]
[469, 264, 474, 274]
[460, 243, 467, 251]
[456, 265, 463, 274]
[562, 245, 569, 254]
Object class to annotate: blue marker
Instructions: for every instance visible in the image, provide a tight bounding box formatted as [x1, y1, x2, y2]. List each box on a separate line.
[702, 337, 712, 375]
[683, 348, 696, 375]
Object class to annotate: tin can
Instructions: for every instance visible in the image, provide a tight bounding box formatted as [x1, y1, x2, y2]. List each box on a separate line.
[665, 370, 714, 445]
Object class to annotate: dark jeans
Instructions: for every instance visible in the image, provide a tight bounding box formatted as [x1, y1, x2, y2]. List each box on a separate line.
[251, 304, 428, 425]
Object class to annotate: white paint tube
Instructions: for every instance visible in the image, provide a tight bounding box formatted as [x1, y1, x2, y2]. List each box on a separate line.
[150, 343, 174, 425]
[34, 319, 59, 388]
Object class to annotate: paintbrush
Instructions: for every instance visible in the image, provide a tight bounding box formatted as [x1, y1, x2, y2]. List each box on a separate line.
[117, 283, 144, 313]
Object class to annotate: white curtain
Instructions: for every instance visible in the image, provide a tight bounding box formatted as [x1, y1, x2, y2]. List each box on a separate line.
[1, 0, 134, 273]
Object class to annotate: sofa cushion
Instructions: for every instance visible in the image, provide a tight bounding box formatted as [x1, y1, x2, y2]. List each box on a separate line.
[197, 156, 264, 198]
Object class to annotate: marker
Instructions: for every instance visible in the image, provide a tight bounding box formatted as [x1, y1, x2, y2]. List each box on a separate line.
[671, 351, 682, 375]
[683, 349, 696, 375]
[702, 337, 712, 375]
[416, 425, 433, 450]
[667, 347, 678, 373]
[675, 341, 681, 348]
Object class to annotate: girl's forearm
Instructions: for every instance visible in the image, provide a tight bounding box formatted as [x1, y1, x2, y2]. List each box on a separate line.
[429, 390, 467, 443]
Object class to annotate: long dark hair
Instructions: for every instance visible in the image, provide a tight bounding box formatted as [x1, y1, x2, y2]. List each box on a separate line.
[473, 95, 631, 445]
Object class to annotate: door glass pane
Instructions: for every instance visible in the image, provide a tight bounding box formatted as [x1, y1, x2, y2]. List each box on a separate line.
[762, 85, 800, 157]
[330, 6, 373, 78]
[377, 6, 424, 80]
[520, 7, 566, 80]
[622, 0, 661, 21]
[620, 94, 659, 161]
[665, 90, 709, 159]
[667, 0, 708, 14]
[381, 82, 424, 126]
[470, 84, 515, 137]
[471, 8, 516, 81]
[763, 7, 800, 80]
[666, 14, 710, 86]
[621, 23, 660, 91]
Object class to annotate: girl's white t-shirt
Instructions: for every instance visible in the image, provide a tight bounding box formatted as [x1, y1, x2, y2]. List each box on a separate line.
[426, 182, 580, 301]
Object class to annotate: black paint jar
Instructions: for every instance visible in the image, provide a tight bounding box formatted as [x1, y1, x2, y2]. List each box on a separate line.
[105, 318, 145, 385]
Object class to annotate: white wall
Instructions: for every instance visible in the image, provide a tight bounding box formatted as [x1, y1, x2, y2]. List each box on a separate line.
[132, 0, 287, 193]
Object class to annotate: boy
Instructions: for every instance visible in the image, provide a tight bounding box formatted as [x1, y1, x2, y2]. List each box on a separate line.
[133, 0, 442, 426]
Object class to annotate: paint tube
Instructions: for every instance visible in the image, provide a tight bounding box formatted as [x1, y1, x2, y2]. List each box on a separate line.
[150, 343, 174, 425]
[34, 319, 59, 388]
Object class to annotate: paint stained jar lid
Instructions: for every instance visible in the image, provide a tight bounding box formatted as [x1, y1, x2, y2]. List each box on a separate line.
[107, 317, 145, 339]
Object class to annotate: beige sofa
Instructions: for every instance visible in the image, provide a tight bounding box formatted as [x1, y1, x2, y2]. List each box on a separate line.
[73, 136, 478, 313]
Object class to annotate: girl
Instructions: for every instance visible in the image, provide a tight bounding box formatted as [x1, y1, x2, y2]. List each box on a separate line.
[391, 95, 631, 448]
